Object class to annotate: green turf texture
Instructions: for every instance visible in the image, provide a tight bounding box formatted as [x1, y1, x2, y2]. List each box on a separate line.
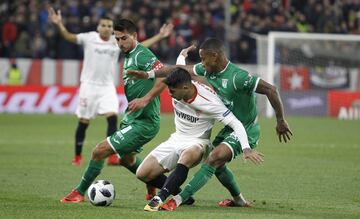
[0, 114, 359, 219]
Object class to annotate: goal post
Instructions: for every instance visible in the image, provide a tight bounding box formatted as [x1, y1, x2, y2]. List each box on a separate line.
[266, 32, 360, 118]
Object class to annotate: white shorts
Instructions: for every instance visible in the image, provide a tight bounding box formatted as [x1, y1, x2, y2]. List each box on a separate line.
[75, 83, 119, 119]
[149, 133, 212, 171]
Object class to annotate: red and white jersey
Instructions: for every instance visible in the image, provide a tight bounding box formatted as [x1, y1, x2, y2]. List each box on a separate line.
[76, 32, 120, 86]
[173, 81, 236, 139]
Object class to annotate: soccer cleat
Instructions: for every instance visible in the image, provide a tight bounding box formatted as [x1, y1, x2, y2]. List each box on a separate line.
[181, 196, 195, 205]
[218, 199, 252, 207]
[144, 196, 162, 212]
[71, 155, 82, 166]
[145, 186, 156, 201]
[60, 189, 84, 203]
[107, 154, 121, 166]
[161, 198, 178, 211]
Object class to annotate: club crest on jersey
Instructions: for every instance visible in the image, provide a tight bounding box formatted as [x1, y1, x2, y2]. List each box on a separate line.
[222, 79, 228, 88]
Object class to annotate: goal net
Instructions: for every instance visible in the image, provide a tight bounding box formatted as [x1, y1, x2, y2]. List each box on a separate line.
[266, 32, 360, 118]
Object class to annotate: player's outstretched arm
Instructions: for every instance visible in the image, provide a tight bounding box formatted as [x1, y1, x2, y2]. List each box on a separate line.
[127, 64, 195, 80]
[48, 7, 77, 43]
[141, 23, 174, 48]
[255, 79, 293, 143]
[127, 78, 166, 113]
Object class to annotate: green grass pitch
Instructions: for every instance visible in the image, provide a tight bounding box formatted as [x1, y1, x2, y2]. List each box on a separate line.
[0, 114, 359, 219]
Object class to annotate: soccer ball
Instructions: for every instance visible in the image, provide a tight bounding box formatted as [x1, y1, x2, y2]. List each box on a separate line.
[87, 180, 115, 206]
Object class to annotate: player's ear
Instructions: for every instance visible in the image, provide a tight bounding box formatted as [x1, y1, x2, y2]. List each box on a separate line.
[132, 32, 137, 40]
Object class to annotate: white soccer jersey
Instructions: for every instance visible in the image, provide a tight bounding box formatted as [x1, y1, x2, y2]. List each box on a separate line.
[173, 81, 236, 139]
[76, 32, 120, 86]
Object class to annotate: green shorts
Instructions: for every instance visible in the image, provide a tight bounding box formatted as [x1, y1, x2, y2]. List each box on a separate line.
[107, 121, 159, 157]
[212, 123, 260, 160]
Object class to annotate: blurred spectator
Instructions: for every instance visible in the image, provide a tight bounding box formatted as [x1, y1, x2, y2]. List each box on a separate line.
[2, 16, 17, 57]
[1, 0, 360, 63]
[7, 61, 22, 85]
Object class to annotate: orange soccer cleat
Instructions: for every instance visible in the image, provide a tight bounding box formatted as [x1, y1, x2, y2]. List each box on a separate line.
[71, 155, 82, 166]
[107, 154, 121, 166]
[218, 199, 252, 207]
[60, 189, 84, 203]
[161, 198, 178, 211]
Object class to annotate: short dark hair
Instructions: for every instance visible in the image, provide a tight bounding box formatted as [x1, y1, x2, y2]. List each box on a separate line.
[114, 19, 137, 33]
[99, 16, 113, 21]
[200, 38, 225, 53]
[164, 68, 192, 88]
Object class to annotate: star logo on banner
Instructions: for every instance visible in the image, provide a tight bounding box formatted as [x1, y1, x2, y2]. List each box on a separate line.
[288, 72, 303, 90]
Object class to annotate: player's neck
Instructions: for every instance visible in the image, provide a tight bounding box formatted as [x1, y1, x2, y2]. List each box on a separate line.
[214, 57, 229, 73]
[99, 35, 110, 41]
[184, 84, 197, 103]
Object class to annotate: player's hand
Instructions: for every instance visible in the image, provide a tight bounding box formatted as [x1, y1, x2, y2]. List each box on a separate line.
[128, 98, 149, 113]
[276, 119, 292, 143]
[242, 148, 264, 165]
[159, 23, 174, 38]
[127, 70, 149, 80]
[48, 7, 62, 25]
[180, 45, 196, 58]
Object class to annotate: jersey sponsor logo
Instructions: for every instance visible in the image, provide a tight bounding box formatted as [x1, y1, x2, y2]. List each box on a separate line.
[244, 74, 253, 88]
[223, 109, 231, 117]
[174, 108, 200, 123]
[222, 79, 228, 88]
[94, 48, 117, 57]
[145, 57, 157, 69]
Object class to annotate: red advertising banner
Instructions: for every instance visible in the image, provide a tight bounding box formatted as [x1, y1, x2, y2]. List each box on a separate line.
[0, 85, 173, 114]
[328, 91, 360, 119]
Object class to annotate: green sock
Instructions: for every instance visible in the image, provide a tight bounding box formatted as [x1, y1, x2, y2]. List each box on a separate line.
[76, 159, 104, 195]
[179, 163, 216, 201]
[215, 165, 241, 196]
[123, 156, 142, 174]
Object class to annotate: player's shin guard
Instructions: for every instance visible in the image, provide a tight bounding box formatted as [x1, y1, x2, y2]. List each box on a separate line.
[158, 163, 189, 202]
[215, 165, 241, 196]
[179, 163, 216, 201]
[106, 115, 117, 136]
[75, 121, 89, 156]
[75, 159, 104, 195]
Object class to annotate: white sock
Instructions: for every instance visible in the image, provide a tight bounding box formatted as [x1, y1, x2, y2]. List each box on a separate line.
[233, 193, 247, 206]
[172, 195, 183, 206]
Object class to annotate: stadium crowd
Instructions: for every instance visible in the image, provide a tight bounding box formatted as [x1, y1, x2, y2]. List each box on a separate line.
[1, 0, 360, 63]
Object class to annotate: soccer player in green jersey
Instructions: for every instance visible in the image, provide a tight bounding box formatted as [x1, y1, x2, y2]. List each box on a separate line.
[128, 38, 292, 210]
[60, 19, 174, 203]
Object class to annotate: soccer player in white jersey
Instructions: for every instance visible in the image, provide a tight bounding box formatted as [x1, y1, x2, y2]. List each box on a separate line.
[136, 67, 260, 211]
[47, 7, 173, 166]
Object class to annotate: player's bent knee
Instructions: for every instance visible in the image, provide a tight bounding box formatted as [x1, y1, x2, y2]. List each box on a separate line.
[91, 140, 113, 161]
[136, 169, 153, 182]
[206, 149, 228, 168]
